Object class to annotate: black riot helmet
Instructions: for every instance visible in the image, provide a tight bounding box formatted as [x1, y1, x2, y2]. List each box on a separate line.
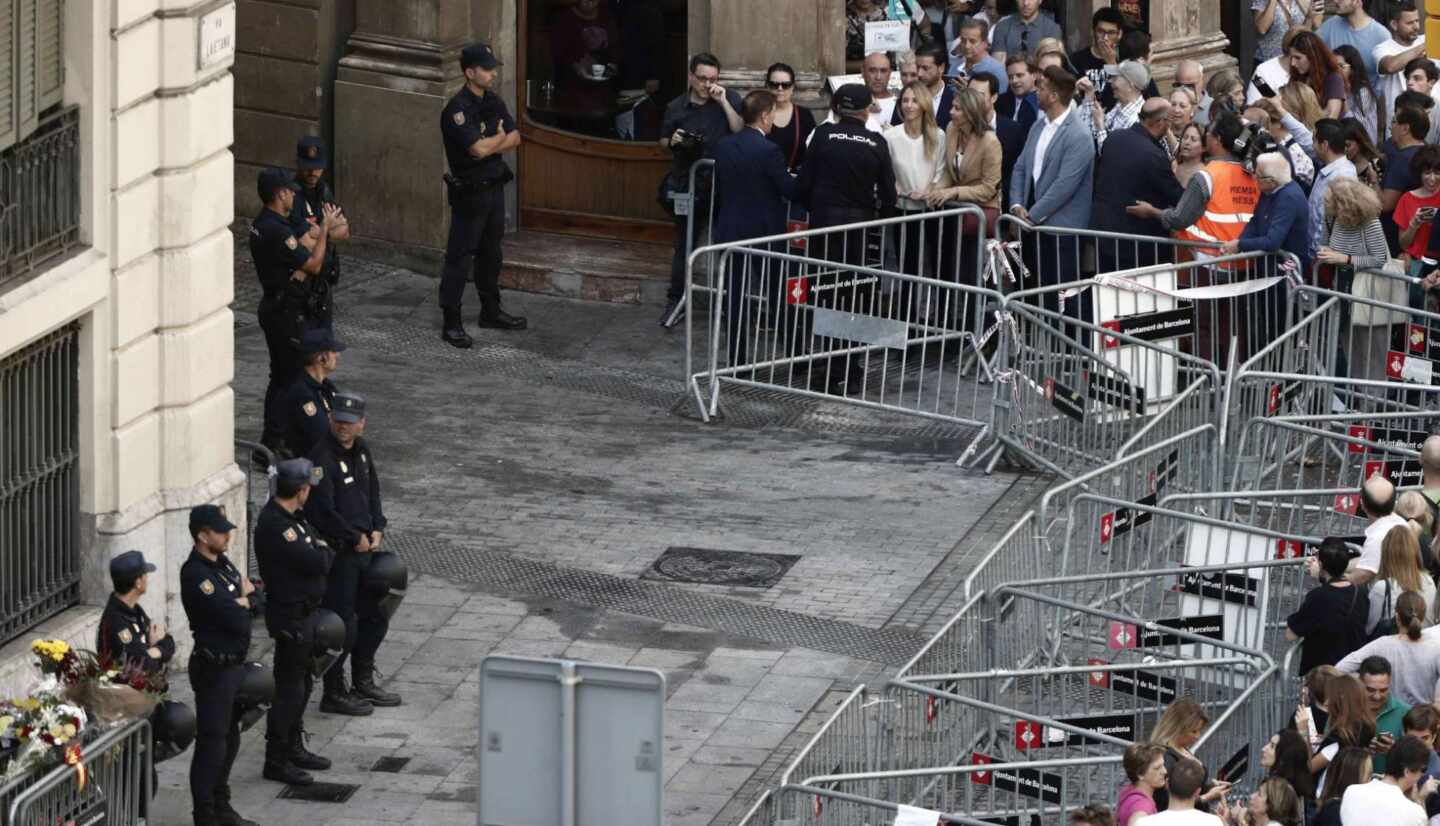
[150, 700, 196, 763]
[309, 608, 347, 678]
[236, 662, 276, 731]
[363, 552, 409, 620]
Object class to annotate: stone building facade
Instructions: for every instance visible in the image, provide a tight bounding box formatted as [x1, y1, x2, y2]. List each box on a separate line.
[0, 0, 239, 695]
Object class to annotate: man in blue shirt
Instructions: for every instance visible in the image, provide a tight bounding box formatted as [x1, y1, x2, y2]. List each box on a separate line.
[947, 18, 1007, 94]
[991, 0, 1062, 65]
[1319, 0, 1390, 87]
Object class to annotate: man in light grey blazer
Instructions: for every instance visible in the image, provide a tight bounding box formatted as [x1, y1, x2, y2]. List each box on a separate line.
[1009, 66, 1096, 320]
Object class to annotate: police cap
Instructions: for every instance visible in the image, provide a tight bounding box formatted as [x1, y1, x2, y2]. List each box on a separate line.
[832, 83, 872, 112]
[257, 167, 292, 203]
[298, 327, 348, 355]
[460, 42, 502, 71]
[296, 135, 327, 171]
[332, 390, 366, 423]
[275, 458, 324, 488]
[109, 550, 157, 581]
[189, 504, 236, 536]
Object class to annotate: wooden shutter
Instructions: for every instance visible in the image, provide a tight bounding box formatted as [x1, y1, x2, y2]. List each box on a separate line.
[33, 0, 59, 114]
[14, 0, 33, 141]
[0, 0, 15, 153]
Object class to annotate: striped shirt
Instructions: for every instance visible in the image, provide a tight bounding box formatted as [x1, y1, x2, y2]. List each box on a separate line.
[1319, 217, 1390, 271]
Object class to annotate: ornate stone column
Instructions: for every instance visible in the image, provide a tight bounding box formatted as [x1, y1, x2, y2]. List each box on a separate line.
[1136, 0, 1237, 88]
[695, 0, 840, 107]
[332, 0, 474, 264]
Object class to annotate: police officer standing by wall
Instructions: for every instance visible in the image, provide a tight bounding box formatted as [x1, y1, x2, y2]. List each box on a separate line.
[254, 459, 336, 786]
[98, 550, 175, 671]
[251, 167, 340, 462]
[306, 391, 402, 713]
[438, 42, 527, 348]
[289, 136, 349, 333]
[795, 83, 896, 394]
[181, 504, 260, 826]
[277, 328, 346, 459]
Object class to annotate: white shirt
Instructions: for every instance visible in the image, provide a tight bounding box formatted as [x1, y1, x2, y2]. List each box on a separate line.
[1032, 102, 1075, 184]
[1340, 779, 1427, 826]
[870, 95, 898, 132]
[884, 125, 946, 209]
[1373, 37, 1436, 138]
[1356, 512, 1412, 574]
[1135, 810, 1224, 826]
[1245, 56, 1292, 104]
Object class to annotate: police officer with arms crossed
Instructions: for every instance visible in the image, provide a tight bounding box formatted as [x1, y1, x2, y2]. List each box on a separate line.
[439, 42, 527, 348]
[277, 328, 346, 460]
[794, 82, 896, 394]
[98, 550, 175, 672]
[289, 136, 349, 332]
[251, 168, 340, 464]
[255, 459, 336, 786]
[181, 504, 261, 826]
[306, 391, 402, 713]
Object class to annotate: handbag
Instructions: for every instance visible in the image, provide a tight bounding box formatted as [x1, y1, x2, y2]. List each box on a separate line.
[1351, 257, 1410, 327]
[1369, 579, 1396, 641]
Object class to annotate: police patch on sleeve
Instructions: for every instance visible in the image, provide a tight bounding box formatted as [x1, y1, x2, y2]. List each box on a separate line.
[303, 401, 317, 417]
[200, 579, 215, 595]
[285, 236, 298, 250]
[453, 111, 466, 126]
[118, 628, 133, 644]
[283, 527, 298, 542]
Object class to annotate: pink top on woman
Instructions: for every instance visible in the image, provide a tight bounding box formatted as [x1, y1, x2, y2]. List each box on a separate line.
[1116, 784, 1157, 825]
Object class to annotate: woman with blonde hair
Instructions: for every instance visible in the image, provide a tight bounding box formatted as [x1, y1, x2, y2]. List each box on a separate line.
[1397, 490, 1438, 572]
[1278, 80, 1324, 132]
[1316, 177, 1391, 382]
[1337, 590, 1440, 706]
[1149, 697, 1232, 811]
[1031, 36, 1067, 68]
[1362, 524, 1436, 634]
[1164, 86, 1199, 157]
[887, 81, 945, 213]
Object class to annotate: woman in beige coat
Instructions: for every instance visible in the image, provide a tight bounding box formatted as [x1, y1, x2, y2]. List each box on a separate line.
[923, 85, 1001, 293]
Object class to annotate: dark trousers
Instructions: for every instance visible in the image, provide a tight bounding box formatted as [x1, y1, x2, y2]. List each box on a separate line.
[258, 300, 301, 450]
[265, 622, 314, 758]
[188, 656, 244, 815]
[438, 187, 505, 312]
[806, 211, 877, 382]
[668, 200, 712, 301]
[322, 551, 390, 686]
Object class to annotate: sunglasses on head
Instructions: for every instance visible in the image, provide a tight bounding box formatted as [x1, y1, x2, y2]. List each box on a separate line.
[767, 80, 794, 90]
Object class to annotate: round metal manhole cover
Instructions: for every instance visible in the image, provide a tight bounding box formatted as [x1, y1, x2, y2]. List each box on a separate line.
[643, 547, 800, 588]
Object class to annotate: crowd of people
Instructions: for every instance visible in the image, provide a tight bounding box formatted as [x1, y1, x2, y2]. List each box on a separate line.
[1056, 449, 1440, 826]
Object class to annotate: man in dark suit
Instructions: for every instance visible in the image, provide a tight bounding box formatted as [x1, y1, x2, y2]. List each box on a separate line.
[892, 41, 956, 131]
[968, 70, 1026, 214]
[712, 89, 797, 368]
[996, 54, 1039, 132]
[1091, 97, 1185, 274]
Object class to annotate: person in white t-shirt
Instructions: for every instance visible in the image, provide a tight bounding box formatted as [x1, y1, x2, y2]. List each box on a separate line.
[1136, 758, 1224, 825]
[1338, 734, 1436, 826]
[862, 52, 900, 130]
[1373, 2, 1435, 139]
[1339, 476, 1411, 586]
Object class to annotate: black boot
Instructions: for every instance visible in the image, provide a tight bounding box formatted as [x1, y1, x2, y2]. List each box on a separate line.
[214, 788, 260, 826]
[478, 305, 528, 331]
[320, 673, 373, 716]
[441, 307, 473, 349]
[290, 727, 332, 771]
[352, 663, 402, 707]
[262, 741, 313, 786]
[193, 805, 222, 826]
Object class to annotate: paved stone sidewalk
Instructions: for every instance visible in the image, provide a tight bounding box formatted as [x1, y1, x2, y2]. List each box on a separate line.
[145, 235, 1036, 825]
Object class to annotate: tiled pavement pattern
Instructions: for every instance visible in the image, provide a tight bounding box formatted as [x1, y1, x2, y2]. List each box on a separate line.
[148, 232, 1046, 824]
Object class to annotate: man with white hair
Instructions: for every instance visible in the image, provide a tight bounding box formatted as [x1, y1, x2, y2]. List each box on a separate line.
[1222, 152, 1311, 272]
[1175, 60, 1211, 125]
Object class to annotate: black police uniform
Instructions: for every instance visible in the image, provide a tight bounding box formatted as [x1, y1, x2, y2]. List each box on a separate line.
[794, 109, 896, 390]
[97, 594, 174, 672]
[287, 179, 340, 332]
[253, 498, 334, 772]
[439, 84, 517, 323]
[251, 205, 316, 453]
[278, 372, 337, 459]
[180, 547, 256, 823]
[307, 431, 392, 700]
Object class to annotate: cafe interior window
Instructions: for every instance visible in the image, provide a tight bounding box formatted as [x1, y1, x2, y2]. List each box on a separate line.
[525, 0, 688, 141]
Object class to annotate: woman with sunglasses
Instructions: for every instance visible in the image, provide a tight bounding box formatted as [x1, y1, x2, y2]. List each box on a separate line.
[763, 63, 815, 174]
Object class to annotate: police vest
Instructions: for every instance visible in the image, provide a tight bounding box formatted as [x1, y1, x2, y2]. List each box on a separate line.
[1174, 161, 1259, 252]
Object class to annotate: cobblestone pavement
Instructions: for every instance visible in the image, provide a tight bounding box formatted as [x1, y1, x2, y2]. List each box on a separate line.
[147, 236, 1043, 825]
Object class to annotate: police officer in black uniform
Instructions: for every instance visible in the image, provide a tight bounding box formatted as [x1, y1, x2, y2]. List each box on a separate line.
[254, 459, 336, 786]
[306, 391, 402, 714]
[251, 167, 340, 461]
[438, 42, 527, 348]
[98, 550, 175, 671]
[794, 83, 896, 394]
[276, 328, 345, 459]
[289, 136, 349, 333]
[181, 504, 261, 826]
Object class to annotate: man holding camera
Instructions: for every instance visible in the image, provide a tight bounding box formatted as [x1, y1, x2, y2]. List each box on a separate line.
[658, 53, 742, 329]
[438, 42, 527, 349]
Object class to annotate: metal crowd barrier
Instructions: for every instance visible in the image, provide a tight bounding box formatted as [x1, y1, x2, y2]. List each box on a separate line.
[3, 717, 152, 826]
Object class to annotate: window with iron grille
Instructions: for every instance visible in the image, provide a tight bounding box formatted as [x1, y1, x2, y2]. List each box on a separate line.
[0, 323, 80, 645]
[0, 0, 77, 293]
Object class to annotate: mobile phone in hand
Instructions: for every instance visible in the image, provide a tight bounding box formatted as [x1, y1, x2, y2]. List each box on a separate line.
[1253, 76, 1277, 98]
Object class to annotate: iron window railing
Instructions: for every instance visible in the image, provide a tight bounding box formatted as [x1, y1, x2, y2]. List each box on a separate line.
[0, 105, 81, 293]
[0, 322, 80, 644]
